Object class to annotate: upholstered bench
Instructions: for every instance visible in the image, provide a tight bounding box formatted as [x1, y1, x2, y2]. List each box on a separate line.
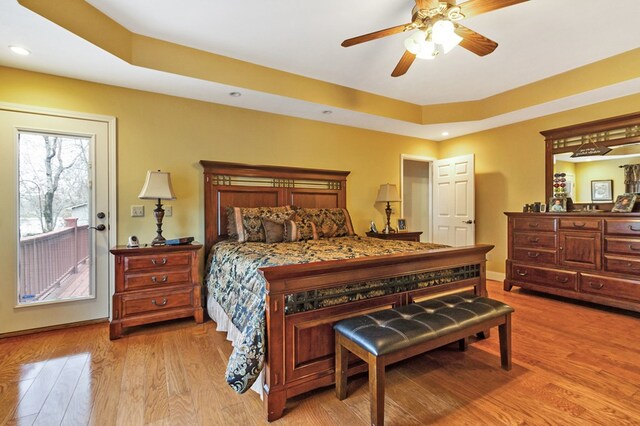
[334, 293, 514, 426]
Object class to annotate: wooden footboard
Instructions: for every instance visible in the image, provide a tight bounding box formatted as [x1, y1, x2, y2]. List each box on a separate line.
[259, 244, 493, 421]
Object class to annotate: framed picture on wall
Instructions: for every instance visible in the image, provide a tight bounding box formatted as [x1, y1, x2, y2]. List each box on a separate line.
[591, 180, 613, 202]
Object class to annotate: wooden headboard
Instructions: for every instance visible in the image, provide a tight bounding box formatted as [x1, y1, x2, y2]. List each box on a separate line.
[200, 161, 350, 254]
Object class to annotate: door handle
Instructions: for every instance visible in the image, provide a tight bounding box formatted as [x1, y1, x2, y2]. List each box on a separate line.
[516, 270, 528, 276]
[90, 224, 106, 231]
[151, 275, 168, 283]
[526, 252, 540, 258]
[555, 276, 569, 283]
[588, 282, 604, 290]
[630, 245, 640, 251]
[462, 220, 473, 224]
[629, 225, 640, 232]
[572, 222, 586, 228]
[151, 258, 168, 265]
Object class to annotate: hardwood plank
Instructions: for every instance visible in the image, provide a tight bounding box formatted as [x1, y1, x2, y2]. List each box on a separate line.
[163, 332, 198, 425]
[142, 333, 170, 425]
[115, 335, 147, 425]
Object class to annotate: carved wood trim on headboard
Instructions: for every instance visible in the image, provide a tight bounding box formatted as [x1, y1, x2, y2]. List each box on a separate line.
[200, 161, 350, 254]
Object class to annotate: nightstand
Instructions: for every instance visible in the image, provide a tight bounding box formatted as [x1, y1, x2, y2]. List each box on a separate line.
[366, 231, 423, 242]
[109, 243, 203, 339]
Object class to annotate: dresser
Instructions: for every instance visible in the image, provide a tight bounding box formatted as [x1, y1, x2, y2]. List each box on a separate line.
[110, 243, 203, 339]
[504, 212, 640, 312]
[366, 231, 423, 242]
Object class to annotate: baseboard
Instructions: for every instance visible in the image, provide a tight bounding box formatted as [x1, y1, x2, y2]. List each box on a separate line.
[487, 271, 506, 282]
[0, 318, 108, 339]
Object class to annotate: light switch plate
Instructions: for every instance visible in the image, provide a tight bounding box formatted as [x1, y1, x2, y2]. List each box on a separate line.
[165, 205, 172, 217]
[131, 205, 144, 217]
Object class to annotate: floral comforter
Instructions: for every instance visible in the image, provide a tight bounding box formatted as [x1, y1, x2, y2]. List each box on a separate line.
[204, 236, 447, 393]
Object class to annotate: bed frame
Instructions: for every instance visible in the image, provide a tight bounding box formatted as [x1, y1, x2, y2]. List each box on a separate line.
[201, 160, 493, 421]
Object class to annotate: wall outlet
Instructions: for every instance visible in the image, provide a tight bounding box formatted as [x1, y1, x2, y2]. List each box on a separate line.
[164, 205, 172, 217]
[131, 205, 144, 217]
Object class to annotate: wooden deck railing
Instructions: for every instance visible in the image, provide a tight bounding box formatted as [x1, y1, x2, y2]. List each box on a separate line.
[19, 220, 89, 302]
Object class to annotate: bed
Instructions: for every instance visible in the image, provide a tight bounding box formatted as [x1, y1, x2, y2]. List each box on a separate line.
[201, 161, 493, 421]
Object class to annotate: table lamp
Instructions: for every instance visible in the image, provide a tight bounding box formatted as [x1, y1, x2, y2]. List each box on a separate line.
[138, 170, 176, 245]
[375, 183, 401, 233]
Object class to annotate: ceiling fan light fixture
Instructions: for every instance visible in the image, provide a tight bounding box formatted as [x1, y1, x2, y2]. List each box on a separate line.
[431, 19, 455, 45]
[404, 30, 426, 55]
[416, 41, 437, 59]
[439, 32, 463, 54]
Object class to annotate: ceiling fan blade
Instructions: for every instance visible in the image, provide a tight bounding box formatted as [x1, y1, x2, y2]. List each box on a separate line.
[415, 0, 436, 9]
[455, 25, 498, 56]
[341, 23, 410, 47]
[458, 0, 528, 19]
[391, 50, 416, 77]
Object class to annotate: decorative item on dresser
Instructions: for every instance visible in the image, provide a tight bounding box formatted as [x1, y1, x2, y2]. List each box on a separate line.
[366, 230, 422, 242]
[504, 212, 640, 312]
[109, 243, 203, 339]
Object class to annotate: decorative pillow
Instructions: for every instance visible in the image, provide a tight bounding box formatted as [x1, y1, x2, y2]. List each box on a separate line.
[225, 206, 238, 240]
[262, 218, 285, 244]
[283, 218, 318, 241]
[294, 208, 355, 238]
[233, 206, 293, 242]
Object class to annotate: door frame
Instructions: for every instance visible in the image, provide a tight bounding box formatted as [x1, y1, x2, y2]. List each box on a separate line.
[400, 154, 436, 242]
[1, 102, 117, 321]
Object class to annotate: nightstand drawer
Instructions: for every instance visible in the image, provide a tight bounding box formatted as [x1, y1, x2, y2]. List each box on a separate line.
[121, 287, 193, 317]
[124, 270, 191, 291]
[124, 252, 191, 272]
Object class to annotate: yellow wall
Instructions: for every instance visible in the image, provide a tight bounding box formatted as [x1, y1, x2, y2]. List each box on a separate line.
[438, 92, 640, 274]
[0, 66, 437, 247]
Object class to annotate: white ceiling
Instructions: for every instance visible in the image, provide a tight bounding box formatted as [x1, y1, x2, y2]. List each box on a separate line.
[1, 0, 640, 140]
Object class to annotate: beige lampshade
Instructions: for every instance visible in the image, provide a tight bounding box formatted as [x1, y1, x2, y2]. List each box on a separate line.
[375, 183, 401, 203]
[138, 170, 176, 200]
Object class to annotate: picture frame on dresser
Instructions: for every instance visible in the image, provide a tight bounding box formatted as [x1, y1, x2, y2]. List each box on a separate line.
[611, 193, 637, 213]
[591, 180, 613, 202]
[397, 218, 406, 231]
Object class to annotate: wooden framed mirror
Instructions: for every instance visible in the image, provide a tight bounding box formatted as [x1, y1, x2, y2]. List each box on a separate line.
[541, 112, 640, 211]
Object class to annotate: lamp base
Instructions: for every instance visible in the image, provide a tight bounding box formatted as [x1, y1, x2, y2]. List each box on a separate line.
[384, 202, 395, 234]
[152, 199, 166, 246]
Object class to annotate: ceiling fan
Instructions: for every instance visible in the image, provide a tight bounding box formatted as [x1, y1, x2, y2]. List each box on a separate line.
[341, 0, 529, 77]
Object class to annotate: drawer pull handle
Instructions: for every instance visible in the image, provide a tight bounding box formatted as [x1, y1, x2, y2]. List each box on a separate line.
[152, 298, 168, 306]
[151, 275, 168, 283]
[555, 276, 569, 283]
[630, 225, 640, 232]
[528, 223, 539, 228]
[527, 252, 540, 258]
[630, 245, 640, 251]
[528, 237, 539, 243]
[588, 282, 604, 290]
[572, 222, 586, 228]
[151, 258, 168, 265]
[516, 270, 528, 277]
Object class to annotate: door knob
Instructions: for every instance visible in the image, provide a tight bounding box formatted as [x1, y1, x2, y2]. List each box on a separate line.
[96, 212, 106, 219]
[462, 220, 473, 224]
[90, 224, 106, 231]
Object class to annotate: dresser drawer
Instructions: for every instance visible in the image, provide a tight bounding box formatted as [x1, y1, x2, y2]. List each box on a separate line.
[580, 273, 640, 302]
[124, 252, 191, 272]
[604, 255, 640, 275]
[121, 287, 193, 317]
[605, 219, 640, 236]
[512, 248, 557, 265]
[559, 218, 601, 231]
[511, 263, 577, 291]
[124, 270, 191, 291]
[512, 217, 557, 232]
[513, 232, 557, 249]
[604, 237, 640, 255]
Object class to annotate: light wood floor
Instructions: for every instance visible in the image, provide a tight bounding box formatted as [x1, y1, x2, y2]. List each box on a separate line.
[1, 280, 639, 425]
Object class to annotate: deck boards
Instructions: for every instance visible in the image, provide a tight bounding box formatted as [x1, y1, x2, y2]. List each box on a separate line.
[0, 280, 639, 425]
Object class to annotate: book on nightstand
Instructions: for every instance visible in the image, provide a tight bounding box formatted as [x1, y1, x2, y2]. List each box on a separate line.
[165, 236, 195, 245]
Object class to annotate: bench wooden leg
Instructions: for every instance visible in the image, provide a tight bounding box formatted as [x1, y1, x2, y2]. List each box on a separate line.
[335, 333, 349, 400]
[458, 337, 468, 352]
[499, 314, 512, 371]
[368, 353, 385, 426]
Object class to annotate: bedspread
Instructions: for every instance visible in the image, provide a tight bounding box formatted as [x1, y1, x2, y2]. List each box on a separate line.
[204, 236, 447, 393]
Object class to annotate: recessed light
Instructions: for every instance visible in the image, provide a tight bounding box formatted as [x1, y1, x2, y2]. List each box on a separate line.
[441, 131, 449, 136]
[9, 46, 30, 56]
[322, 110, 333, 115]
[229, 92, 241, 97]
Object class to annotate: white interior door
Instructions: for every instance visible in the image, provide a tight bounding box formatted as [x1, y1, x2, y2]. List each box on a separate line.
[432, 154, 475, 246]
[0, 106, 114, 334]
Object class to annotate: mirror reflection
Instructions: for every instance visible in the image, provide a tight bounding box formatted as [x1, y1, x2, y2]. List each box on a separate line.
[553, 142, 640, 203]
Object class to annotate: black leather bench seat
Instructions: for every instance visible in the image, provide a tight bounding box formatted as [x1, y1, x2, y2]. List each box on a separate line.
[334, 293, 514, 356]
[334, 293, 514, 426]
